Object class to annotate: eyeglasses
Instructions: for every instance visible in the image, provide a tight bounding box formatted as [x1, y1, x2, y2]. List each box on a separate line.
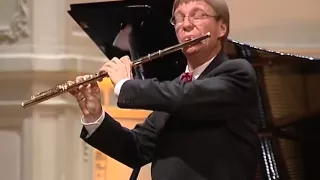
[170, 10, 217, 26]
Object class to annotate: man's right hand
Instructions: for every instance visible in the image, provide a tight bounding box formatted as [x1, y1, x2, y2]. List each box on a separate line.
[68, 75, 103, 123]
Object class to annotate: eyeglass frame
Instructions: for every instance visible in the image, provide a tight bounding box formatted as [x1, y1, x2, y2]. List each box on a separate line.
[170, 9, 219, 27]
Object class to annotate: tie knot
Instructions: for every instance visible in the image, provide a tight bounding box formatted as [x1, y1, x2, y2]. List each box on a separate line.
[180, 72, 193, 83]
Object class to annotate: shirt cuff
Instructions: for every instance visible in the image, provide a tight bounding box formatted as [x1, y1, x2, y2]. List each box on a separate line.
[81, 109, 105, 137]
[114, 78, 130, 97]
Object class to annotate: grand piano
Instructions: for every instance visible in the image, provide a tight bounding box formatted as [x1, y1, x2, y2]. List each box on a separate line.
[68, 1, 320, 180]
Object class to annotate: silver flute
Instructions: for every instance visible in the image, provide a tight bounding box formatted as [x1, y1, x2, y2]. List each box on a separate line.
[21, 32, 211, 108]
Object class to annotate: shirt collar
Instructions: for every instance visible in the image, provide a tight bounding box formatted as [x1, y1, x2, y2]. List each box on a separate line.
[185, 55, 216, 80]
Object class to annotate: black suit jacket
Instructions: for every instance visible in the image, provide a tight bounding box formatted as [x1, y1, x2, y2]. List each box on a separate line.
[80, 50, 261, 180]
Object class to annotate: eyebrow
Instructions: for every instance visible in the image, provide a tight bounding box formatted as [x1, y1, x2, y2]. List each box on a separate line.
[174, 7, 205, 16]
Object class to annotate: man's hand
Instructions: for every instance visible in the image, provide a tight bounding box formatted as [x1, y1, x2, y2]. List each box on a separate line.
[100, 56, 132, 85]
[100, 55, 133, 85]
[68, 75, 103, 123]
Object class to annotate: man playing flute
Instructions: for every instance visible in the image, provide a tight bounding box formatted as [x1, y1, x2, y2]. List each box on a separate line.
[70, 0, 261, 179]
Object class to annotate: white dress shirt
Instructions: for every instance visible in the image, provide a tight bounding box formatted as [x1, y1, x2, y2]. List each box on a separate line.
[82, 56, 215, 136]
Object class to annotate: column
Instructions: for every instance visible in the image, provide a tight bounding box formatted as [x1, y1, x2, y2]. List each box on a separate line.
[58, 106, 94, 180]
[32, 0, 67, 71]
[22, 102, 94, 180]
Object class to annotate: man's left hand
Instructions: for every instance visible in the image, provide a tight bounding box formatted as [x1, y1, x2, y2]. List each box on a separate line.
[100, 55, 133, 85]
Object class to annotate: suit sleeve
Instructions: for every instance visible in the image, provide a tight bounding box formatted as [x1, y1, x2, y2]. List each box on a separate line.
[117, 59, 258, 119]
[80, 111, 157, 168]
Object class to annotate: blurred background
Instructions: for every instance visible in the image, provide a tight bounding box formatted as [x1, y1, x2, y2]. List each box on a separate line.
[0, 0, 319, 180]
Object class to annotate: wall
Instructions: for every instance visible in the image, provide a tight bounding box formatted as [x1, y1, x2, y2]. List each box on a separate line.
[227, 0, 320, 55]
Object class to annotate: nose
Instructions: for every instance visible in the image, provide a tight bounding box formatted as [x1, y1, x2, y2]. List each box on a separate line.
[182, 17, 193, 32]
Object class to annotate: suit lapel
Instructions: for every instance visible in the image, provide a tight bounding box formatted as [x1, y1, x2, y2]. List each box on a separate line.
[198, 50, 228, 80]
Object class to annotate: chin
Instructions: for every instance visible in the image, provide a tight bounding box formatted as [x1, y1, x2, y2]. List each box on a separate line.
[182, 44, 202, 56]
[183, 49, 198, 56]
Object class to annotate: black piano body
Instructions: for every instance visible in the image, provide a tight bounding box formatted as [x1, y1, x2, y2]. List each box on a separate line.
[68, 1, 320, 180]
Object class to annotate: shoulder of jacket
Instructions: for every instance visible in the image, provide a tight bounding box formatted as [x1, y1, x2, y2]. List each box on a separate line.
[215, 58, 256, 78]
[224, 58, 250, 66]
[222, 58, 254, 70]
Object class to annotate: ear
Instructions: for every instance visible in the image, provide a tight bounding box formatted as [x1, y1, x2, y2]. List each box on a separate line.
[218, 22, 227, 38]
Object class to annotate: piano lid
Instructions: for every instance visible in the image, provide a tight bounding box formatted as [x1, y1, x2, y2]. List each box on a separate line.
[68, 0, 186, 81]
[225, 39, 319, 66]
[68, 1, 319, 80]
[68, 1, 153, 59]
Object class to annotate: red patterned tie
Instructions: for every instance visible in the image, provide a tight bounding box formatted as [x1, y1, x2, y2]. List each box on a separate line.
[180, 72, 193, 83]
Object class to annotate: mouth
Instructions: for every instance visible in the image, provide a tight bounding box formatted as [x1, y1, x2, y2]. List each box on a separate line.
[182, 36, 197, 42]
[182, 35, 205, 49]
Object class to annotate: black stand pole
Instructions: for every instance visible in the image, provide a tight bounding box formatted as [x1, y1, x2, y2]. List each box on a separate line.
[129, 168, 141, 180]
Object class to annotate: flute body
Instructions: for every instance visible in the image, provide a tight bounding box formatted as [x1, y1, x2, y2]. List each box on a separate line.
[21, 32, 211, 108]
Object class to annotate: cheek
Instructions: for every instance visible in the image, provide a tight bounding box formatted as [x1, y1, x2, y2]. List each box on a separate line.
[175, 30, 184, 42]
[206, 25, 220, 38]
[199, 21, 218, 35]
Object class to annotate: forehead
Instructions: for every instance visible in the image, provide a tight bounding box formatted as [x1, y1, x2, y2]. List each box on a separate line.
[174, 1, 214, 14]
